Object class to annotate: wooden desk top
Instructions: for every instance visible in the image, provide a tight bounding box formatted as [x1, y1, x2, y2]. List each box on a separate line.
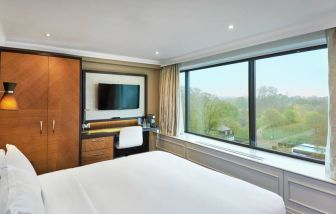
[81, 127, 159, 139]
[83, 127, 122, 135]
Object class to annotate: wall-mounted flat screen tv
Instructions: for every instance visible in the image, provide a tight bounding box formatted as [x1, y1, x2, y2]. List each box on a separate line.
[98, 83, 140, 110]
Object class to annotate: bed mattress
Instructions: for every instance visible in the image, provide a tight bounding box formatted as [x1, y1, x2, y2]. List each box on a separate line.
[39, 151, 285, 214]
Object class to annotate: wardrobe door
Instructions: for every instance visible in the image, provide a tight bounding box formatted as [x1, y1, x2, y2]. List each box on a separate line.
[0, 52, 49, 174]
[47, 56, 80, 171]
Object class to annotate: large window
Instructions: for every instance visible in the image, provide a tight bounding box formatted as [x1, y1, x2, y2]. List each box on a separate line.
[255, 49, 328, 161]
[186, 62, 249, 144]
[181, 45, 328, 163]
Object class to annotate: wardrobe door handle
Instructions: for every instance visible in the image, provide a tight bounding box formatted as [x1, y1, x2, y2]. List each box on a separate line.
[52, 120, 55, 133]
[40, 121, 43, 134]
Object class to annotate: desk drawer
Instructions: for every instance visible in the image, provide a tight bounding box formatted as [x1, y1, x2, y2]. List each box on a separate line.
[82, 137, 114, 152]
[81, 148, 113, 165]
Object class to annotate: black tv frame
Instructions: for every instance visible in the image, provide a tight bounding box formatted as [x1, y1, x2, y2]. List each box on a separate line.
[98, 83, 140, 110]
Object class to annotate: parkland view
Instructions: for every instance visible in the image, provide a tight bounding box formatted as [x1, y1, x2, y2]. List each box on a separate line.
[181, 48, 328, 161]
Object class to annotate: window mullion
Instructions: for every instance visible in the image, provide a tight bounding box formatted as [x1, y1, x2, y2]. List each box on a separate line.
[248, 60, 256, 147]
[185, 71, 190, 132]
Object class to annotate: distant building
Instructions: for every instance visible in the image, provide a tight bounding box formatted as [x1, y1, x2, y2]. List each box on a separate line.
[292, 144, 325, 160]
[216, 125, 234, 141]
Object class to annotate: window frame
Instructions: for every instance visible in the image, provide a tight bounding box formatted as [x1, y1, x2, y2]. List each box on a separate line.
[181, 44, 327, 164]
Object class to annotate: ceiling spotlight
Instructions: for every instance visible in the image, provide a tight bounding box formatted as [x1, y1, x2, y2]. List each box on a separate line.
[228, 25, 234, 30]
[155, 51, 159, 55]
[45, 33, 51, 37]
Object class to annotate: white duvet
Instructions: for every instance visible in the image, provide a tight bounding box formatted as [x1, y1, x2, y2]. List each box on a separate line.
[39, 151, 285, 214]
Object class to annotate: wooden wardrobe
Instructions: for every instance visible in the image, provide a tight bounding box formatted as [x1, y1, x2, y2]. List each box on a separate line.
[0, 51, 81, 174]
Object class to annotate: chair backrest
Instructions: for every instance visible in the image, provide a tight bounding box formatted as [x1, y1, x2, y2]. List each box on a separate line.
[116, 126, 143, 149]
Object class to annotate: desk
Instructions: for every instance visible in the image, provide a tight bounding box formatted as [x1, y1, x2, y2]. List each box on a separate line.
[82, 127, 159, 139]
[80, 127, 159, 165]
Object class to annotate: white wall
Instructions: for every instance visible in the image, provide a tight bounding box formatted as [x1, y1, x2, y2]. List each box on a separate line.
[0, 21, 5, 45]
[85, 72, 145, 121]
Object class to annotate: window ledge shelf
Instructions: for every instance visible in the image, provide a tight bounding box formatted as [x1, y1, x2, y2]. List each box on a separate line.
[168, 133, 336, 185]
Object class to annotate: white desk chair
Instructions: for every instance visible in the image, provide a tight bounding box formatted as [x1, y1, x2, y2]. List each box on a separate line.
[115, 126, 143, 149]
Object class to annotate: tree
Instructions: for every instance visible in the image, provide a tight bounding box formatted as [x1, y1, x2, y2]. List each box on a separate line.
[202, 95, 224, 134]
[304, 111, 327, 146]
[263, 108, 284, 139]
[305, 112, 323, 133]
[187, 85, 328, 148]
[188, 88, 241, 137]
[283, 107, 300, 124]
[257, 86, 278, 99]
[256, 86, 279, 116]
[189, 89, 205, 133]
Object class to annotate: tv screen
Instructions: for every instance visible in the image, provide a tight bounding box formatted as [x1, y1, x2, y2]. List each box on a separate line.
[98, 83, 140, 110]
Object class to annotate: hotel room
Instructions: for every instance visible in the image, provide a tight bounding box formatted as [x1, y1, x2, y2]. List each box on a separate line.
[0, 0, 335, 213]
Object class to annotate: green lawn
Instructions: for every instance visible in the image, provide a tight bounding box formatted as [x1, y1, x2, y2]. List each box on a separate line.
[262, 123, 308, 141]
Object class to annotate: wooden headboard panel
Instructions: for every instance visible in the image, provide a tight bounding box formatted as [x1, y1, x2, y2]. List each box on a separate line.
[88, 119, 138, 130]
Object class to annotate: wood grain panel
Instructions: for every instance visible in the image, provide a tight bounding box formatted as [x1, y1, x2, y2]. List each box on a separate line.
[0, 52, 49, 174]
[47, 57, 80, 171]
[82, 136, 113, 152]
[81, 148, 113, 165]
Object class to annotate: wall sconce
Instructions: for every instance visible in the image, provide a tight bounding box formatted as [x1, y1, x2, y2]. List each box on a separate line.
[0, 82, 19, 110]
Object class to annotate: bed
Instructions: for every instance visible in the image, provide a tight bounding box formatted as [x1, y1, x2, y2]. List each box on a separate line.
[37, 151, 285, 214]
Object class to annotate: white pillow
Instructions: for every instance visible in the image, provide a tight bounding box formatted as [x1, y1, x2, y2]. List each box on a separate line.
[5, 144, 37, 177]
[0, 164, 9, 213]
[4, 144, 41, 194]
[0, 145, 46, 214]
[1, 166, 46, 214]
[0, 149, 5, 166]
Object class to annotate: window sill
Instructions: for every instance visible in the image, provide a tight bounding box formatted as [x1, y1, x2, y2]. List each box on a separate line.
[168, 133, 336, 185]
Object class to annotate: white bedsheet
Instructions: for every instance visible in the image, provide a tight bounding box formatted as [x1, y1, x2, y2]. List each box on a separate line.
[39, 151, 285, 214]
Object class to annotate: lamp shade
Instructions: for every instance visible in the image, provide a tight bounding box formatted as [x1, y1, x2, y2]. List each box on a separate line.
[0, 82, 18, 110]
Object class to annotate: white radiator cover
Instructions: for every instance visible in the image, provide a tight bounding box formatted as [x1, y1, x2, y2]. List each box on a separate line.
[156, 134, 336, 214]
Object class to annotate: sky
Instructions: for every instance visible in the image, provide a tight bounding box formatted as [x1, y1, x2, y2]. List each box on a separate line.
[182, 48, 328, 98]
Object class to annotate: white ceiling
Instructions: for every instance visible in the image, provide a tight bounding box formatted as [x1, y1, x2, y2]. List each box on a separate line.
[0, 0, 336, 65]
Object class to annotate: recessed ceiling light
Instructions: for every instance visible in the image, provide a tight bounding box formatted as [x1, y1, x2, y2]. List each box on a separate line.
[45, 33, 51, 37]
[228, 25, 234, 30]
[155, 51, 159, 55]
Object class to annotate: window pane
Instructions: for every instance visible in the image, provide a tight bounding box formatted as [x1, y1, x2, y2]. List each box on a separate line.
[256, 49, 328, 161]
[188, 62, 249, 144]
